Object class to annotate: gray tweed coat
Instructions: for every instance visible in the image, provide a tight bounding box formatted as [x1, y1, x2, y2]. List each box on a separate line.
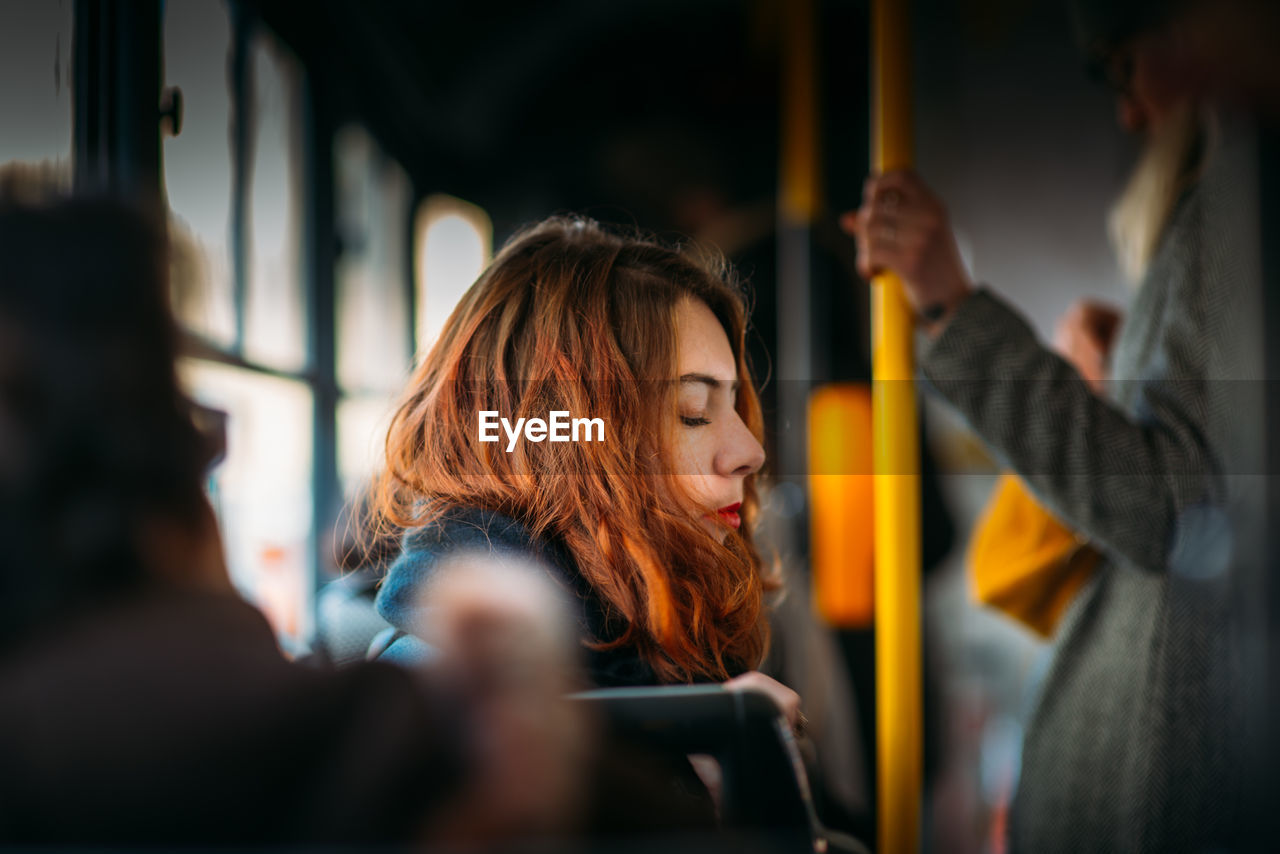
[920, 137, 1252, 852]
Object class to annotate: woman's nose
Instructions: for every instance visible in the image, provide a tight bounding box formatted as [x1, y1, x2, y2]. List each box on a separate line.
[718, 415, 766, 478]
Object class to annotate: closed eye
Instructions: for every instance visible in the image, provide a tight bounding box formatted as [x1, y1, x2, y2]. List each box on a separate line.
[681, 415, 711, 427]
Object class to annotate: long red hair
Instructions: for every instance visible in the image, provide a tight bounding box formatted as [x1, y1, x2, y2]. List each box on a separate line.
[371, 216, 776, 682]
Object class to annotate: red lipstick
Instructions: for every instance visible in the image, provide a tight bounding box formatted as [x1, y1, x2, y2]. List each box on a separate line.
[716, 502, 742, 529]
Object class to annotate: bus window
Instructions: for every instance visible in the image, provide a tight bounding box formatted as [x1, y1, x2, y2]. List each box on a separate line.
[334, 124, 413, 497]
[415, 194, 491, 360]
[243, 31, 306, 372]
[0, 0, 72, 190]
[164, 7, 314, 650]
[179, 360, 314, 650]
[162, 0, 235, 347]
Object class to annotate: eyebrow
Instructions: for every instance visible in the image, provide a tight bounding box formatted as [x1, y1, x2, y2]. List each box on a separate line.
[679, 373, 740, 392]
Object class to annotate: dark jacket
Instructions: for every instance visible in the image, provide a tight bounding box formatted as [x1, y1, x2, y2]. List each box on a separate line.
[376, 505, 661, 687]
[0, 587, 467, 845]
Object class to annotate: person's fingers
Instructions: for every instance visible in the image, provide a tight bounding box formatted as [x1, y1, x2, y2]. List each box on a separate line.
[863, 207, 942, 244]
[860, 187, 941, 238]
[1081, 303, 1123, 344]
[856, 253, 874, 281]
[857, 237, 887, 280]
[1065, 302, 1123, 354]
[1058, 310, 1098, 354]
[858, 219, 913, 281]
[856, 171, 972, 326]
[868, 169, 914, 193]
[855, 174, 947, 285]
[870, 218, 899, 244]
[861, 243, 910, 283]
[857, 207, 935, 275]
[1053, 304, 1112, 391]
[862, 174, 907, 215]
[840, 210, 861, 236]
[1096, 317, 1121, 349]
[1053, 313, 1076, 354]
[869, 169, 925, 203]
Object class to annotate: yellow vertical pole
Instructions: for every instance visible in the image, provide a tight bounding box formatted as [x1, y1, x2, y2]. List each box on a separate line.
[780, 0, 820, 227]
[871, 0, 922, 852]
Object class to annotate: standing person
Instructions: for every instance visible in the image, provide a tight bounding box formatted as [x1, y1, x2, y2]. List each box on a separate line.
[843, 2, 1244, 851]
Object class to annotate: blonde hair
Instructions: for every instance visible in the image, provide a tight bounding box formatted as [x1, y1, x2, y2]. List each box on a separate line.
[1108, 102, 1207, 283]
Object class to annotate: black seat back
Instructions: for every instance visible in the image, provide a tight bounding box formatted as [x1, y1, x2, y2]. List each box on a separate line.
[570, 685, 869, 853]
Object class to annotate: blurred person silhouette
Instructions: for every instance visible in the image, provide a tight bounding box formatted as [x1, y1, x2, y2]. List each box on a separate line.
[0, 197, 594, 845]
[843, 0, 1255, 850]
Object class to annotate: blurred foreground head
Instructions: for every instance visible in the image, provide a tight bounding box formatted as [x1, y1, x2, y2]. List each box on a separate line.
[0, 200, 215, 648]
[418, 553, 591, 840]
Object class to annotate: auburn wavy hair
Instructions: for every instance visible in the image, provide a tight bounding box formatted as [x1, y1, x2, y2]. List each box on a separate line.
[370, 216, 777, 683]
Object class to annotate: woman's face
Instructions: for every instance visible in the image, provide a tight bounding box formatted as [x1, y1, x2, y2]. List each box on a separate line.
[669, 297, 766, 542]
[1106, 32, 1186, 134]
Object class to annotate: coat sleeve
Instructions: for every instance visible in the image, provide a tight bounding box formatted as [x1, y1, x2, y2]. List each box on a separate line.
[919, 232, 1224, 572]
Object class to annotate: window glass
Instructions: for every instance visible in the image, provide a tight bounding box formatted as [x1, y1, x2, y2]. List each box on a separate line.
[180, 360, 314, 651]
[335, 124, 412, 393]
[243, 31, 306, 371]
[415, 195, 491, 360]
[338, 394, 399, 500]
[163, 0, 236, 347]
[0, 0, 73, 185]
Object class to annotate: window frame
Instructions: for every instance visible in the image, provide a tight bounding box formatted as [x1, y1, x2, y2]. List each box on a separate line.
[74, 0, 418, 647]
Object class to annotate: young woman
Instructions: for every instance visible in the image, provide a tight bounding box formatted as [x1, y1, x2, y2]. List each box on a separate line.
[370, 216, 800, 721]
